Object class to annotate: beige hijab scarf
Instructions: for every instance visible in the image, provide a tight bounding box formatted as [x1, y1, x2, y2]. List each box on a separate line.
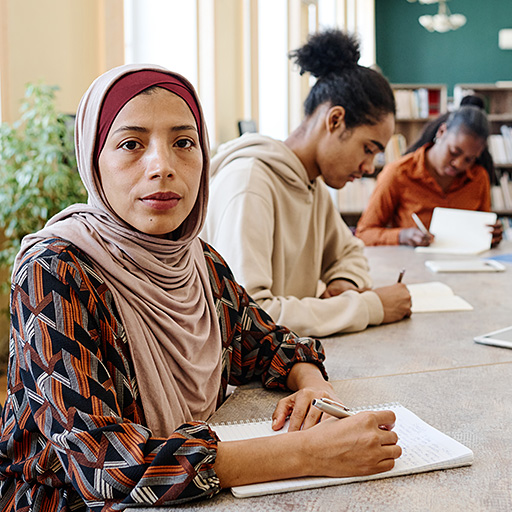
[15, 64, 222, 437]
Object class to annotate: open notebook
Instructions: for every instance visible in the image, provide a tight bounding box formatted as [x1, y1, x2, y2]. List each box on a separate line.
[407, 281, 473, 313]
[212, 403, 473, 498]
[415, 207, 497, 255]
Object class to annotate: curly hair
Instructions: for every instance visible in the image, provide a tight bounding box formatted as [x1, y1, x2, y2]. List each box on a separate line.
[289, 29, 395, 129]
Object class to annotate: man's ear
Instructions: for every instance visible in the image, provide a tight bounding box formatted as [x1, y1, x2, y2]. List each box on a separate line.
[326, 105, 346, 134]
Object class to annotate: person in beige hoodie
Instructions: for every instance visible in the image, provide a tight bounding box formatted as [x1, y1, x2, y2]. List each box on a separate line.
[203, 30, 411, 338]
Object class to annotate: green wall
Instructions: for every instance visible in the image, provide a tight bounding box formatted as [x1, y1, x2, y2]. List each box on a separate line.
[376, 0, 512, 96]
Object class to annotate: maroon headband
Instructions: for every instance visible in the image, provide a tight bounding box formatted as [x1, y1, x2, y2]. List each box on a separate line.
[94, 70, 202, 164]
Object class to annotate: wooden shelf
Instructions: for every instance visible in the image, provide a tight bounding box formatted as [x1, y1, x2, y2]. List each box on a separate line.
[392, 84, 448, 146]
[454, 83, 512, 134]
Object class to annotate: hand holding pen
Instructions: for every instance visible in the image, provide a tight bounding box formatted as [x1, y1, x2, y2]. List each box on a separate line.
[312, 398, 394, 430]
[398, 213, 435, 247]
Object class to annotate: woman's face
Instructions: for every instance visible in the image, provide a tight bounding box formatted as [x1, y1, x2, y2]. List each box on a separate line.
[98, 88, 203, 238]
[429, 125, 485, 179]
[316, 112, 394, 189]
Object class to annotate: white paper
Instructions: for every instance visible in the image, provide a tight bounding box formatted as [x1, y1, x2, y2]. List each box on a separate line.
[415, 207, 497, 255]
[406, 281, 473, 313]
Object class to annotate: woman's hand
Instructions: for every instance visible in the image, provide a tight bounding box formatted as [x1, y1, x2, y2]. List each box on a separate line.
[301, 410, 401, 477]
[489, 222, 503, 247]
[272, 362, 341, 432]
[399, 227, 434, 247]
[272, 386, 341, 432]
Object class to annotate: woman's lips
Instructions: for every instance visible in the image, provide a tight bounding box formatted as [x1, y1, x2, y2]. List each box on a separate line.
[140, 192, 181, 210]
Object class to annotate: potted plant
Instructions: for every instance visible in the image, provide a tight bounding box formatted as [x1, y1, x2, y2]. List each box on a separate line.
[0, 82, 87, 363]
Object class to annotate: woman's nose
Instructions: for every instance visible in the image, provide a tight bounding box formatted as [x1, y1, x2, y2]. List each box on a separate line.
[450, 155, 468, 170]
[146, 143, 174, 179]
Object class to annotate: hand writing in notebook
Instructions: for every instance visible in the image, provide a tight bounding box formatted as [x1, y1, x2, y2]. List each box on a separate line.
[215, 360, 402, 488]
[271, 362, 341, 431]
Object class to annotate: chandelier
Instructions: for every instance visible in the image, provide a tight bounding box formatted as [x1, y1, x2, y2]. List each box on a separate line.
[407, 0, 467, 33]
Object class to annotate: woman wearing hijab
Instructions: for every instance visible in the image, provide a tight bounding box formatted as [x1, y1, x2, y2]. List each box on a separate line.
[0, 64, 400, 510]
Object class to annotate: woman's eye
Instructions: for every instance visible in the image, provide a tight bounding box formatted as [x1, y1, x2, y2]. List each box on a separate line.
[176, 138, 194, 149]
[121, 140, 140, 150]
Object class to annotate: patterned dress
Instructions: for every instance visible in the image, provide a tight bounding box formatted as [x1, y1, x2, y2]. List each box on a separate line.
[0, 238, 326, 511]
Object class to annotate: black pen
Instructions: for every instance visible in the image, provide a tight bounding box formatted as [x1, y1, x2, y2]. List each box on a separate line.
[397, 268, 406, 283]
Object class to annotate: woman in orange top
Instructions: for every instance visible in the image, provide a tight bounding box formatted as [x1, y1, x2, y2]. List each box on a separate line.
[355, 105, 503, 246]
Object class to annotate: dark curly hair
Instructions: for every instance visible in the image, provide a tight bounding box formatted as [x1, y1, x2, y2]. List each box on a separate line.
[288, 29, 395, 129]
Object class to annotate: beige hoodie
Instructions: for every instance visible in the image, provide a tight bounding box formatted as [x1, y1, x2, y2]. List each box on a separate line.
[203, 133, 384, 337]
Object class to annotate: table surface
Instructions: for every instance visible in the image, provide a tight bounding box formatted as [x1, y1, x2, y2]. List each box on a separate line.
[140, 242, 512, 512]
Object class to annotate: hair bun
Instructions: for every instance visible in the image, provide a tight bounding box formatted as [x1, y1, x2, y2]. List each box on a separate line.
[289, 29, 360, 78]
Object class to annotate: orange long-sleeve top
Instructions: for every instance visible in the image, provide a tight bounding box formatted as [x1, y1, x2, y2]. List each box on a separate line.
[355, 144, 491, 246]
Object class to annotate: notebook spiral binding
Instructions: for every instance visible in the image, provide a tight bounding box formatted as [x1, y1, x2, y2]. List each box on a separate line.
[212, 402, 403, 426]
[212, 417, 271, 426]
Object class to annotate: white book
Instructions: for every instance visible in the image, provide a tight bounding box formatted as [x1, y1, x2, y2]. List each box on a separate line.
[406, 281, 473, 313]
[488, 135, 508, 165]
[491, 184, 505, 210]
[499, 174, 512, 209]
[415, 207, 497, 255]
[212, 403, 473, 498]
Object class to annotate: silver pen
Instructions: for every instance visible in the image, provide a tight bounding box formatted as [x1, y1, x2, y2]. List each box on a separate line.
[412, 212, 431, 237]
[312, 398, 355, 419]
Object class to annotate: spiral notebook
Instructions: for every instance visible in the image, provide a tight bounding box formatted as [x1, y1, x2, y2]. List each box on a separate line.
[211, 403, 473, 498]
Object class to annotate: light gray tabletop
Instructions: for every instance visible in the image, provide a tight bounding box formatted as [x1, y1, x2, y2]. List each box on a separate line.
[322, 242, 512, 380]
[140, 364, 512, 512]
[138, 242, 512, 511]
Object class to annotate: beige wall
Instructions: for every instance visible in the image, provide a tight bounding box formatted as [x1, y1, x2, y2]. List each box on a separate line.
[0, 0, 124, 122]
[0, 0, 124, 355]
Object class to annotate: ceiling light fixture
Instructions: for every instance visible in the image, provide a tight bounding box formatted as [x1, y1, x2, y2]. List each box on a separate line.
[407, 0, 467, 33]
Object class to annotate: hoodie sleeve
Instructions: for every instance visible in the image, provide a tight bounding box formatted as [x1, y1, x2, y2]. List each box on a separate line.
[204, 159, 384, 338]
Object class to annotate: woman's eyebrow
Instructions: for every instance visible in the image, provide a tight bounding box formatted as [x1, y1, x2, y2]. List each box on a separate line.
[171, 124, 198, 133]
[111, 124, 198, 136]
[112, 125, 147, 135]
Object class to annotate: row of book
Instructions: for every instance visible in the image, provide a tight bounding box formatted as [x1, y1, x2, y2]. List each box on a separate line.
[394, 88, 442, 120]
[491, 171, 512, 210]
[374, 134, 407, 167]
[487, 125, 512, 164]
[330, 177, 377, 213]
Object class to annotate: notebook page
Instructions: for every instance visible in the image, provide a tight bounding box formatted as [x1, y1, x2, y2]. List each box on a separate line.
[212, 403, 473, 498]
[406, 282, 473, 312]
[415, 208, 496, 255]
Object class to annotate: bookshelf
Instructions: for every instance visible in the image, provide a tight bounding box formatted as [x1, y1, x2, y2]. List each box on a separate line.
[453, 83, 512, 133]
[392, 83, 448, 146]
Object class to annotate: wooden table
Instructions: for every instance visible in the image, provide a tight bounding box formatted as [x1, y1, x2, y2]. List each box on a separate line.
[140, 242, 512, 511]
